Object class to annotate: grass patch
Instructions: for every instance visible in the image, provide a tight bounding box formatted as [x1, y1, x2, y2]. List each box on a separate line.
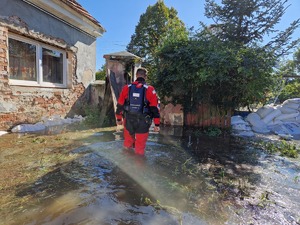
[257, 140, 299, 158]
[83, 106, 115, 128]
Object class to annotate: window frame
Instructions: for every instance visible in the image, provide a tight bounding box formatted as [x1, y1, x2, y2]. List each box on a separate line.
[8, 33, 68, 88]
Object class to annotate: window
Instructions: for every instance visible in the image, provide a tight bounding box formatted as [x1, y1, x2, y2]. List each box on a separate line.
[9, 38, 37, 82]
[8, 34, 67, 88]
[42, 48, 64, 84]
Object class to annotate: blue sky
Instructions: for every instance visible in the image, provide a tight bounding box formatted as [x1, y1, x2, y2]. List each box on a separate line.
[77, 0, 300, 70]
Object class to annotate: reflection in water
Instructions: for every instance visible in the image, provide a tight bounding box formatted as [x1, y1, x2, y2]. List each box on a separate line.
[1, 126, 300, 225]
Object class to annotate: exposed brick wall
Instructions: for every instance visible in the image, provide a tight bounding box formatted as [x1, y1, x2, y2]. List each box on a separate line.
[0, 25, 89, 131]
[0, 26, 10, 96]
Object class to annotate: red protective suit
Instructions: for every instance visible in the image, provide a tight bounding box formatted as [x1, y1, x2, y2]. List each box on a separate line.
[116, 77, 160, 155]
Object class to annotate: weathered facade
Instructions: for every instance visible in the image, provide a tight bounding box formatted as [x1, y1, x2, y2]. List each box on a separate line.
[0, 0, 105, 130]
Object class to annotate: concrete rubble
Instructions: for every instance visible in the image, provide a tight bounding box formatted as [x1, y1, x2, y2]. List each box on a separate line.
[0, 115, 85, 134]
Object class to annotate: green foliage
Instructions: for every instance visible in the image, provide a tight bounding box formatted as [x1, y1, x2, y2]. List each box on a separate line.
[295, 48, 300, 72]
[95, 64, 106, 80]
[205, 0, 300, 56]
[126, 1, 188, 82]
[82, 106, 113, 128]
[83, 106, 101, 127]
[204, 126, 222, 137]
[155, 34, 277, 110]
[278, 80, 300, 102]
[278, 48, 300, 76]
[274, 48, 300, 102]
[189, 126, 224, 138]
[260, 140, 299, 158]
[154, 0, 299, 112]
[32, 137, 46, 144]
[257, 191, 273, 209]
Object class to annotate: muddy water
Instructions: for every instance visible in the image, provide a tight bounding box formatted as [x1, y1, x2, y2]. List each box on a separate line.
[1, 126, 300, 225]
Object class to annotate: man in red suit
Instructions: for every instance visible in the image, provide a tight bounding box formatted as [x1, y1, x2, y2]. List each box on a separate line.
[115, 67, 160, 156]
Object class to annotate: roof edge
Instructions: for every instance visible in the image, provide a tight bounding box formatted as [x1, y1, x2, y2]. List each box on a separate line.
[22, 0, 105, 37]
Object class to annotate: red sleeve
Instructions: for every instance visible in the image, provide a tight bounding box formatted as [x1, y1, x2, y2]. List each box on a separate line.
[115, 85, 129, 121]
[146, 86, 160, 126]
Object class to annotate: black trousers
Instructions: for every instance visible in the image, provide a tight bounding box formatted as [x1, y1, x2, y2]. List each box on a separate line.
[125, 113, 152, 135]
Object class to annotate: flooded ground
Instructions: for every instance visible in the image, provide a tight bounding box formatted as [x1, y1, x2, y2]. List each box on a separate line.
[0, 125, 300, 225]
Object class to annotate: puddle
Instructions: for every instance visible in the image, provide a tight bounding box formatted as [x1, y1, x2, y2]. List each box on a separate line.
[0, 126, 300, 225]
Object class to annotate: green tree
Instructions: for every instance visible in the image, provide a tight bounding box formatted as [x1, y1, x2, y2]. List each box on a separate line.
[278, 80, 300, 102]
[295, 48, 300, 73]
[155, 34, 276, 111]
[126, 1, 188, 81]
[205, 0, 300, 56]
[95, 64, 106, 80]
[155, 0, 300, 112]
[276, 48, 300, 102]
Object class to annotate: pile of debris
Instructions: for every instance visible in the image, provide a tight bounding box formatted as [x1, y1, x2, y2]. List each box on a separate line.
[232, 98, 300, 140]
[9, 115, 85, 134]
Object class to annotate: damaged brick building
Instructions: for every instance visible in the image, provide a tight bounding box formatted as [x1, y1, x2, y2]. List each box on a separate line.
[0, 0, 105, 130]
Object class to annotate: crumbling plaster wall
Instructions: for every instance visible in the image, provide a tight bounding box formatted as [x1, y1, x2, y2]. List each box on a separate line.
[0, 0, 99, 130]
